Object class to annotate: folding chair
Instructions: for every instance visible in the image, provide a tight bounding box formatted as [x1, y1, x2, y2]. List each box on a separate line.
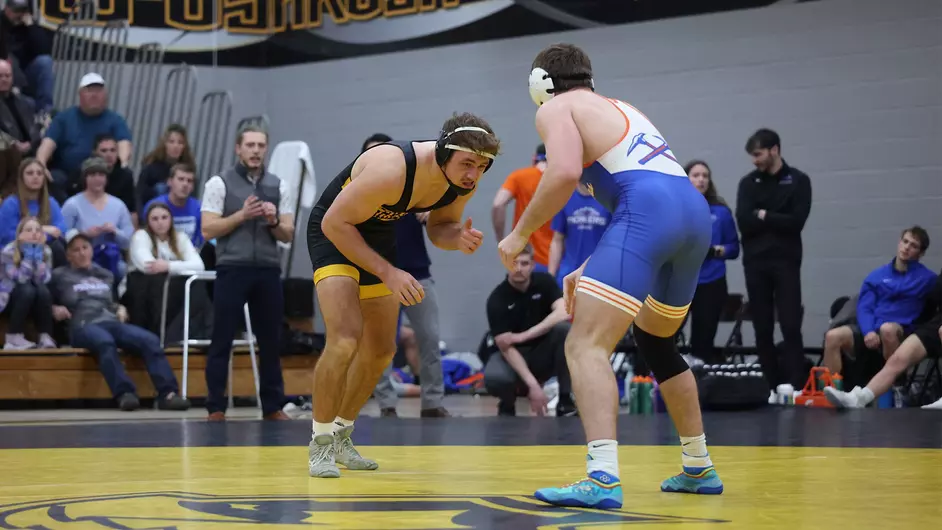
[905, 356, 942, 406]
[719, 293, 748, 362]
[159, 270, 261, 410]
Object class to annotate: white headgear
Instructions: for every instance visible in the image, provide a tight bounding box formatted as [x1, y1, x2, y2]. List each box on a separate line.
[528, 67, 595, 107]
[528, 67, 555, 107]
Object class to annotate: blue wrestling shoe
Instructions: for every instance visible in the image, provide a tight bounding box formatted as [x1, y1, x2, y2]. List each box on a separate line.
[660, 466, 724, 495]
[533, 470, 623, 510]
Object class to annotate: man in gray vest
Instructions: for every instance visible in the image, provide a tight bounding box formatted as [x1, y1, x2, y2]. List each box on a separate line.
[200, 125, 296, 420]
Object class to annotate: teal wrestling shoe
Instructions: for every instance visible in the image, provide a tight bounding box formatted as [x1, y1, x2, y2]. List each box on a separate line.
[533, 470, 623, 510]
[660, 465, 724, 494]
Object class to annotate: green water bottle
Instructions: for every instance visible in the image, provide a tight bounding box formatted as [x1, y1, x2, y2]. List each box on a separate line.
[833, 373, 844, 391]
[629, 377, 640, 414]
[640, 377, 653, 414]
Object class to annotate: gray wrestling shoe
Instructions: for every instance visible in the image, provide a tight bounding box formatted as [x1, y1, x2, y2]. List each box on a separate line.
[334, 425, 379, 470]
[308, 434, 340, 478]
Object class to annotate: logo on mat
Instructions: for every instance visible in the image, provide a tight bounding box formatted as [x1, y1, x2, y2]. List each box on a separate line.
[0, 492, 728, 528]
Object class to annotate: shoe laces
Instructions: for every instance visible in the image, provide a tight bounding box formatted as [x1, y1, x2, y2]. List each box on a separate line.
[309, 439, 334, 466]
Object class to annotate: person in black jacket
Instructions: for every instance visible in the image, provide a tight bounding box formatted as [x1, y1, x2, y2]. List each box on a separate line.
[136, 124, 196, 211]
[736, 129, 812, 389]
[1, 1, 54, 114]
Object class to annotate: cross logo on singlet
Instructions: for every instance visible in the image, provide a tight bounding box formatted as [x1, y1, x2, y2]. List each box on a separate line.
[626, 133, 678, 165]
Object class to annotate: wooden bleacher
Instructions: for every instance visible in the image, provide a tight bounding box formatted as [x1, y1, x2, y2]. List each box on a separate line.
[0, 316, 318, 401]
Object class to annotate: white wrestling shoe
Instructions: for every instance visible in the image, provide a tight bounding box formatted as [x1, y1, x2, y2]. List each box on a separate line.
[824, 386, 867, 409]
[308, 434, 340, 478]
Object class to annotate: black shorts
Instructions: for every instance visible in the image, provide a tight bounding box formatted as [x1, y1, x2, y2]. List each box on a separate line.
[308, 227, 396, 300]
[911, 315, 942, 359]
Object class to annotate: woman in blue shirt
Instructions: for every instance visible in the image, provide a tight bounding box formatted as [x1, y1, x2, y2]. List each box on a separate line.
[686, 160, 739, 362]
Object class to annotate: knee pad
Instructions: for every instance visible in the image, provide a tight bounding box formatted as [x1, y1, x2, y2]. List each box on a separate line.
[633, 326, 689, 383]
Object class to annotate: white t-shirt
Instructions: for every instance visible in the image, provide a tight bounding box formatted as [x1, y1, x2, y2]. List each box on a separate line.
[200, 174, 295, 217]
[128, 230, 205, 274]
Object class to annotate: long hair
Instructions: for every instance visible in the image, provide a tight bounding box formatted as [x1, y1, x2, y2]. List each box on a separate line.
[16, 158, 51, 225]
[684, 160, 728, 208]
[143, 202, 181, 260]
[12, 216, 43, 267]
[142, 124, 196, 166]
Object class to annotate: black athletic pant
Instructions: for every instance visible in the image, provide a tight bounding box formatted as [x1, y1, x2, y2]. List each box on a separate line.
[744, 259, 804, 388]
[205, 265, 286, 416]
[689, 277, 728, 363]
[483, 322, 573, 415]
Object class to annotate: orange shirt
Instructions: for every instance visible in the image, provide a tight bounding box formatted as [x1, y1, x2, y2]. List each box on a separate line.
[501, 165, 553, 266]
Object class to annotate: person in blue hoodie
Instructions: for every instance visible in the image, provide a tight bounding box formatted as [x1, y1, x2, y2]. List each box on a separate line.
[686, 160, 739, 362]
[823, 226, 937, 376]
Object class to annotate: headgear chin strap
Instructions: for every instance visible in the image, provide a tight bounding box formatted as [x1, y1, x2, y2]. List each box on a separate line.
[435, 125, 497, 196]
[528, 67, 595, 107]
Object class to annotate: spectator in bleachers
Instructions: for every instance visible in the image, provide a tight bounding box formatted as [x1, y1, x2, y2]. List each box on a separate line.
[126, 202, 204, 337]
[62, 157, 133, 280]
[492, 144, 553, 273]
[1, 1, 53, 114]
[1, 216, 55, 349]
[0, 158, 65, 265]
[547, 182, 610, 288]
[92, 134, 137, 226]
[0, 59, 40, 194]
[736, 128, 812, 388]
[686, 160, 739, 363]
[823, 227, 937, 376]
[483, 244, 575, 417]
[143, 163, 203, 248]
[825, 268, 942, 409]
[51, 230, 190, 411]
[137, 124, 195, 210]
[199, 125, 294, 421]
[36, 73, 132, 203]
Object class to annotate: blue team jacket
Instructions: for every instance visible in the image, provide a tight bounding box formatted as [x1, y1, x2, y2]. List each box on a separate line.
[856, 259, 938, 334]
[698, 203, 739, 284]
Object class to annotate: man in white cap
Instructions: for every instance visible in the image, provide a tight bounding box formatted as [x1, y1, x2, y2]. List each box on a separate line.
[35, 72, 133, 203]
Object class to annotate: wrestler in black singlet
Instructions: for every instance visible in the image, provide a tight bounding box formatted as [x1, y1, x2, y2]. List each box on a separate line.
[306, 141, 458, 298]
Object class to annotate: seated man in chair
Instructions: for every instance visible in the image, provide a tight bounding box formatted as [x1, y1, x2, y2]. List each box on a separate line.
[822, 226, 937, 377]
[825, 268, 942, 409]
[483, 244, 575, 416]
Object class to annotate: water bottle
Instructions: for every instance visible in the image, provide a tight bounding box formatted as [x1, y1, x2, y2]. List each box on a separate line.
[640, 377, 653, 414]
[629, 377, 640, 414]
[832, 373, 843, 391]
[893, 387, 903, 408]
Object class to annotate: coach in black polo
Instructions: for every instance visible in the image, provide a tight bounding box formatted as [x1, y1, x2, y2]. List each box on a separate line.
[483, 244, 575, 417]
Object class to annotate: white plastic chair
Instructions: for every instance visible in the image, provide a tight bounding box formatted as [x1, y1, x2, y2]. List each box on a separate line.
[159, 270, 261, 410]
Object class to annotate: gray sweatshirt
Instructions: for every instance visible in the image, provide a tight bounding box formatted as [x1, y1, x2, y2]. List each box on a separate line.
[50, 264, 117, 330]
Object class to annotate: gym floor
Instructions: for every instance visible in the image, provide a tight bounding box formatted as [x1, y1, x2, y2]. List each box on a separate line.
[0, 396, 940, 529]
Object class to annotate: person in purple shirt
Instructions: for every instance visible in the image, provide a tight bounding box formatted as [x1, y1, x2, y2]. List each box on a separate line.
[143, 163, 203, 248]
[548, 183, 611, 288]
[686, 160, 739, 362]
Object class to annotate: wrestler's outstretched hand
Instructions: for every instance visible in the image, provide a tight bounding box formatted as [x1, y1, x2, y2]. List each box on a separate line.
[458, 218, 484, 254]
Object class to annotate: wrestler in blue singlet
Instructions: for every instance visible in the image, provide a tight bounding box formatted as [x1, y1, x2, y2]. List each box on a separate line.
[575, 99, 712, 318]
[500, 44, 724, 511]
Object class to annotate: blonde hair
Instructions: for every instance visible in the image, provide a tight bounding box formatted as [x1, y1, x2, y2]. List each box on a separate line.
[16, 158, 51, 225]
[12, 216, 44, 267]
[144, 202, 181, 260]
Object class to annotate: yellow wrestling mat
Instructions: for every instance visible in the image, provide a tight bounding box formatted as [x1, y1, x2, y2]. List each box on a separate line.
[1, 445, 940, 529]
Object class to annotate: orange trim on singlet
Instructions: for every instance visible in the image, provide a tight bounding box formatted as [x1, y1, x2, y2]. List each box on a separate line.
[582, 96, 632, 169]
